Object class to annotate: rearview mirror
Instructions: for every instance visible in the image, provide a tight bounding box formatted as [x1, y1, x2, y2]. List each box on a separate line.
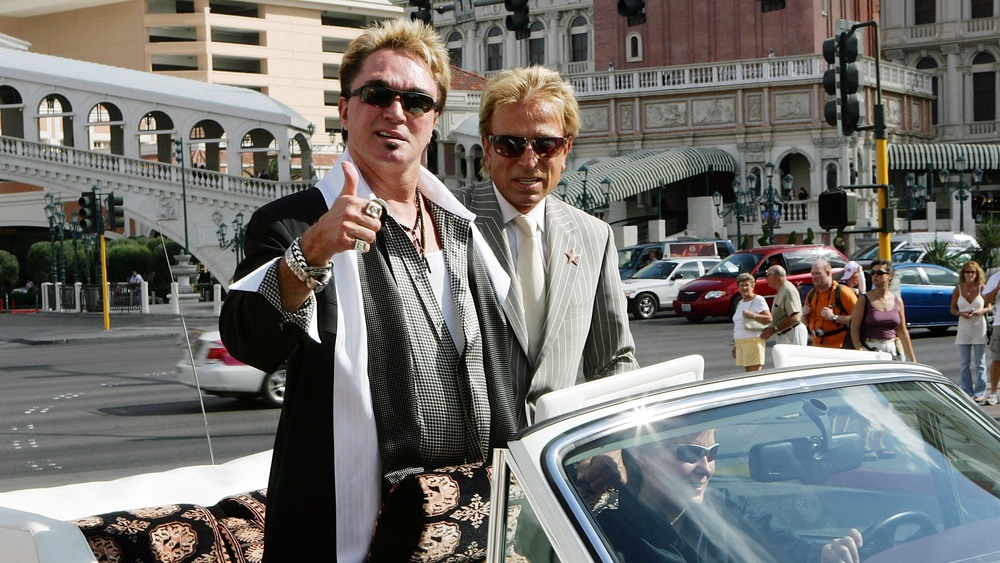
[749, 433, 863, 485]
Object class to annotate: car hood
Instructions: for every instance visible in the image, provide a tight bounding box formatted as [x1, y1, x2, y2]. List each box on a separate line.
[622, 279, 671, 291]
[674, 277, 730, 291]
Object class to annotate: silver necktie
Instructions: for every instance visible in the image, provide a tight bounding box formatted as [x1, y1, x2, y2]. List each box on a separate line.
[514, 214, 546, 359]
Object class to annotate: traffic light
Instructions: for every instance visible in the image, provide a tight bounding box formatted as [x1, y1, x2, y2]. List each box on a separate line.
[617, 0, 646, 26]
[822, 32, 863, 136]
[78, 188, 102, 234]
[818, 190, 857, 230]
[505, 0, 530, 39]
[106, 192, 124, 230]
[838, 32, 862, 136]
[409, 0, 432, 24]
[822, 36, 839, 131]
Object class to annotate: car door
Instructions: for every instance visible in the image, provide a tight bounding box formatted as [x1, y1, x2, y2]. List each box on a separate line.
[918, 266, 960, 326]
[657, 261, 703, 305]
[895, 266, 931, 325]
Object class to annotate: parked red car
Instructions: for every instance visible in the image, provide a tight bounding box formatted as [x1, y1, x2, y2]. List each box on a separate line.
[672, 245, 848, 322]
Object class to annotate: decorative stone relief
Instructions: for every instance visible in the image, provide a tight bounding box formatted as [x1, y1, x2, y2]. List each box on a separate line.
[746, 94, 763, 122]
[619, 103, 634, 131]
[911, 101, 921, 130]
[773, 92, 811, 120]
[158, 196, 177, 220]
[737, 141, 772, 153]
[580, 107, 609, 132]
[645, 101, 687, 128]
[886, 97, 902, 125]
[692, 97, 734, 125]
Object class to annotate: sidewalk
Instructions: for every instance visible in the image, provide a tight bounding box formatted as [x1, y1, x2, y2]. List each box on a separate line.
[0, 301, 220, 345]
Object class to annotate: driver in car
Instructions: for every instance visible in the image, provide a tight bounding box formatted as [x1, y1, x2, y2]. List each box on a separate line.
[595, 429, 864, 562]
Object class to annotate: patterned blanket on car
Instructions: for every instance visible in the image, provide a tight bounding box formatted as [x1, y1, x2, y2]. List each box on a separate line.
[71, 489, 267, 563]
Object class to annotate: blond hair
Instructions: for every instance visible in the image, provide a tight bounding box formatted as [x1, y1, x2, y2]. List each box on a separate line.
[340, 18, 451, 113]
[478, 66, 580, 139]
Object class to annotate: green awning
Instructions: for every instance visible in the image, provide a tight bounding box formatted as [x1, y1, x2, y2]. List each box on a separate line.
[559, 146, 738, 203]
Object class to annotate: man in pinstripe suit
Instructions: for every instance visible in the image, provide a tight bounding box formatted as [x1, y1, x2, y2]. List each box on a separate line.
[456, 66, 638, 426]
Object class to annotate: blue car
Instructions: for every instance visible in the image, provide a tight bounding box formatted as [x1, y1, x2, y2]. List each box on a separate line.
[892, 263, 959, 333]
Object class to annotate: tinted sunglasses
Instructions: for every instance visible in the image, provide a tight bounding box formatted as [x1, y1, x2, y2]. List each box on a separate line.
[488, 134, 568, 159]
[672, 443, 721, 463]
[348, 85, 436, 115]
[871, 270, 890, 276]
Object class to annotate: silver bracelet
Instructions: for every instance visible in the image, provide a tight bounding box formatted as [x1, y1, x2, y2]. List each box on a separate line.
[284, 238, 332, 292]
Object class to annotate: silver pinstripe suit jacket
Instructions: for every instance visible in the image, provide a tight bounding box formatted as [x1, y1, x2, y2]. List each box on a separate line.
[457, 183, 639, 422]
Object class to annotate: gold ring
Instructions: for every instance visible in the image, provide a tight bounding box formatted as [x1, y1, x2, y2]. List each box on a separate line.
[363, 200, 383, 219]
[354, 238, 370, 253]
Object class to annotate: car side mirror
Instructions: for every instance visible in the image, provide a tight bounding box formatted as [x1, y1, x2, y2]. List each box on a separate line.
[671, 273, 685, 280]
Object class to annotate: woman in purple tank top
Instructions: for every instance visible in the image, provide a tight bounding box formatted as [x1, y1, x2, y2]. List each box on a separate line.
[848, 260, 917, 362]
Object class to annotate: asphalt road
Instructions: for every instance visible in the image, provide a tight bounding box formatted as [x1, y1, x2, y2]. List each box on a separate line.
[0, 306, 974, 493]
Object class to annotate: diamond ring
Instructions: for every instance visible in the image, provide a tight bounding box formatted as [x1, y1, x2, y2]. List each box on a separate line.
[354, 238, 370, 253]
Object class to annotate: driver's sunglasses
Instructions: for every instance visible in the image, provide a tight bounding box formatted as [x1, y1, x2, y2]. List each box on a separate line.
[487, 134, 568, 159]
[672, 443, 721, 463]
[348, 85, 436, 115]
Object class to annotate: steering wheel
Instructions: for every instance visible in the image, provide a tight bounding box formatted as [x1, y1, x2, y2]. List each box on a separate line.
[858, 511, 937, 559]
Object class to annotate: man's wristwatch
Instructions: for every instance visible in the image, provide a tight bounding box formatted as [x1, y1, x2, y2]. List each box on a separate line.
[284, 238, 332, 292]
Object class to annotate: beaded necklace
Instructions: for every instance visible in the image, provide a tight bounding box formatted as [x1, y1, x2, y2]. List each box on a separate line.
[398, 188, 426, 256]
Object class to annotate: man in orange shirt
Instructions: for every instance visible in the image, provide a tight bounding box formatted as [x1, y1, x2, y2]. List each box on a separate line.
[801, 260, 857, 348]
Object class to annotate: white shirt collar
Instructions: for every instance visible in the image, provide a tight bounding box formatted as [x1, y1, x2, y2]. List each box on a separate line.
[491, 182, 546, 232]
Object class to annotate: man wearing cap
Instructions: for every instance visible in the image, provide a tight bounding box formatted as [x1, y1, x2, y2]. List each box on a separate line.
[841, 261, 866, 295]
[760, 265, 807, 346]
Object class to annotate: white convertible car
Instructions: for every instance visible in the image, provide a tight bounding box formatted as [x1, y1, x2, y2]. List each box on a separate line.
[5, 346, 1000, 562]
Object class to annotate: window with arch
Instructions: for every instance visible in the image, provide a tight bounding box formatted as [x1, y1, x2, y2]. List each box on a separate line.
[487, 26, 504, 72]
[915, 57, 939, 125]
[447, 31, 463, 68]
[626, 32, 643, 62]
[971, 51, 996, 122]
[569, 16, 590, 63]
[528, 21, 545, 66]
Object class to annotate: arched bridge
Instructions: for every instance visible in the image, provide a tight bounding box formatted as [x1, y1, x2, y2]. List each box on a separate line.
[0, 134, 315, 289]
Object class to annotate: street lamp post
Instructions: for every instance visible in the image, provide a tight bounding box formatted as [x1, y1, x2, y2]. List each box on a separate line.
[747, 162, 793, 245]
[712, 178, 754, 247]
[902, 172, 928, 233]
[217, 211, 247, 264]
[43, 192, 56, 285]
[69, 211, 81, 283]
[564, 165, 611, 215]
[939, 155, 983, 233]
[173, 137, 190, 253]
[54, 200, 66, 285]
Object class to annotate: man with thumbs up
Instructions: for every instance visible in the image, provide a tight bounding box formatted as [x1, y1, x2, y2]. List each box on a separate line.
[220, 19, 519, 563]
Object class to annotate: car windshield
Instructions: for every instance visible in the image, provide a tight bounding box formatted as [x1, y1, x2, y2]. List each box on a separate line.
[618, 248, 644, 269]
[548, 377, 1000, 562]
[705, 253, 763, 277]
[631, 261, 678, 280]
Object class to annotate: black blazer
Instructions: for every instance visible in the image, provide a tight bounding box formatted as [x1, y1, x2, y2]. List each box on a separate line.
[220, 187, 338, 562]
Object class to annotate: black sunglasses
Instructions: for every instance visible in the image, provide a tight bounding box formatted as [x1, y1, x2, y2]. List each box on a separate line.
[871, 270, 890, 276]
[348, 85, 436, 115]
[672, 443, 721, 463]
[487, 134, 568, 159]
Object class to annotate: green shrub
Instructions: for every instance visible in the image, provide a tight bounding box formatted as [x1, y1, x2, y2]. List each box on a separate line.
[106, 239, 154, 283]
[0, 250, 18, 287]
